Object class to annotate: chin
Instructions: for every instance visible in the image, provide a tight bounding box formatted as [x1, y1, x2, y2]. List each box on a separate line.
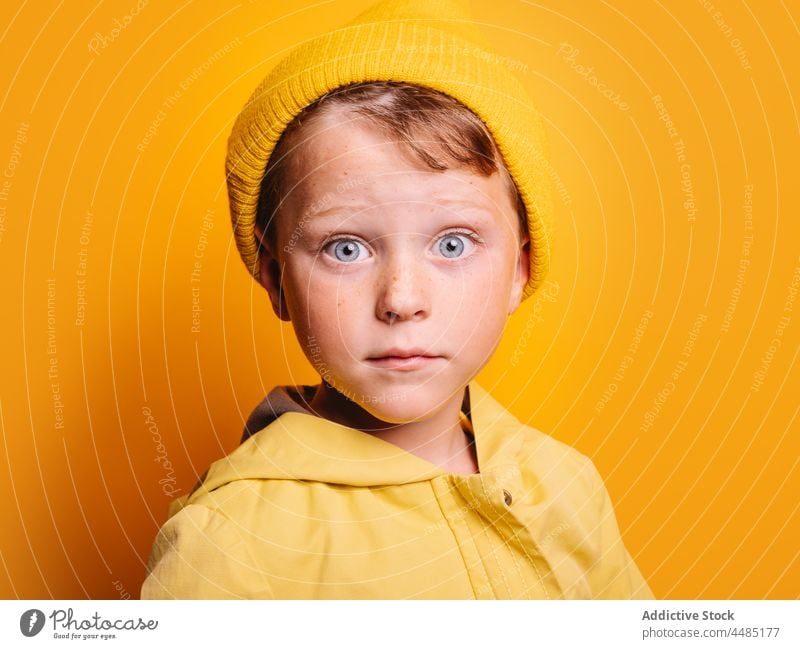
[361, 403, 435, 425]
[351, 386, 451, 424]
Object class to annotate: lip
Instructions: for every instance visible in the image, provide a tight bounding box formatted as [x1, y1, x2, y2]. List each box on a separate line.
[368, 347, 436, 358]
[366, 355, 444, 371]
[366, 348, 444, 371]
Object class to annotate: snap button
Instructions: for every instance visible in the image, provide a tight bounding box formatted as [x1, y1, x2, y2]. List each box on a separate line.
[503, 489, 512, 506]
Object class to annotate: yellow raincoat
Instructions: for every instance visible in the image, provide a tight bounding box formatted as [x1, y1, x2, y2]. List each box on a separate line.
[141, 381, 654, 599]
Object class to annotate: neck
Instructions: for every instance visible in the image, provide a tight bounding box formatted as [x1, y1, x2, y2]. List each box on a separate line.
[308, 381, 479, 475]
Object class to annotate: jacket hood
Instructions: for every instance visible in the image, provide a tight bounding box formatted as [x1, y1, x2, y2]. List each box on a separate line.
[240, 384, 320, 443]
[181, 380, 528, 509]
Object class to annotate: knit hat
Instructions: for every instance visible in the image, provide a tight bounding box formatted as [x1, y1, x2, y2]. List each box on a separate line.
[226, 0, 553, 301]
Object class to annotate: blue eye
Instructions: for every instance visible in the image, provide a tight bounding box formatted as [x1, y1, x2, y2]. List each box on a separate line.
[324, 232, 478, 262]
[327, 238, 367, 262]
[438, 233, 474, 258]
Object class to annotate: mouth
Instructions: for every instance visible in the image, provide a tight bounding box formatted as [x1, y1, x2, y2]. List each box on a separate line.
[366, 350, 444, 371]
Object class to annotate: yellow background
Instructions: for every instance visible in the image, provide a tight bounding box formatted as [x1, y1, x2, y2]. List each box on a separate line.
[0, 0, 797, 599]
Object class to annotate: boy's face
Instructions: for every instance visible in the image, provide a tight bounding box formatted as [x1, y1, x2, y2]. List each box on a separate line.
[256, 107, 529, 424]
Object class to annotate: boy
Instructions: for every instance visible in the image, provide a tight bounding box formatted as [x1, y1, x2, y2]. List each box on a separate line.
[141, 0, 654, 599]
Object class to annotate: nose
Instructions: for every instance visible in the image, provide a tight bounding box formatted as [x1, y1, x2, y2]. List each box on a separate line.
[375, 249, 429, 324]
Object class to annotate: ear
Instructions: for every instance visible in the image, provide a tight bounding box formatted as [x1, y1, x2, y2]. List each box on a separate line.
[254, 225, 291, 322]
[507, 233, 530, 315]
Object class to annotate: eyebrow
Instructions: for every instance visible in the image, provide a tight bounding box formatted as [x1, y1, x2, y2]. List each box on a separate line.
[307, 204, 370, 220]
[306, 199, 497, 221]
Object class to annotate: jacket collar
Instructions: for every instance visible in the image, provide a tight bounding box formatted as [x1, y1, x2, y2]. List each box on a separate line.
[188, 380, 525, 498]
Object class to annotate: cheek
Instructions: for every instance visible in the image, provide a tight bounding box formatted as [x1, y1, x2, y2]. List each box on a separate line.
[283, 257, 334, 309]
[449, 252, 511, 307]
[435, 275, 505, 344]
[451, 251, 514, 331]
[286, 267, 361, 346]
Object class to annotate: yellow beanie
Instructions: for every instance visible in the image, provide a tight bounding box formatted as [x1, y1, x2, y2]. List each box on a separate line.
[226, 0, 553, 301]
